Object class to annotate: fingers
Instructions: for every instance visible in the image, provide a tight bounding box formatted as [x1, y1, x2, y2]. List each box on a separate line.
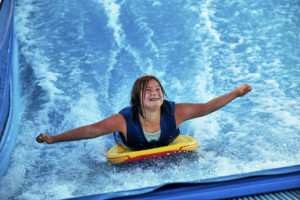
[36, 133, 50, 143]
[237, 84, 252, 96]
[243, 84, 252, 94]
[36, 134, 44, 143]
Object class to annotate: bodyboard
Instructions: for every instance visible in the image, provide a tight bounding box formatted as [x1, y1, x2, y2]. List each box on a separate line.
[107, 135, 198, 164]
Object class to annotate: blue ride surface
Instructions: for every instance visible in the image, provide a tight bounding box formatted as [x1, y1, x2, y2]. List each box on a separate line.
[0, 0, 299, 199]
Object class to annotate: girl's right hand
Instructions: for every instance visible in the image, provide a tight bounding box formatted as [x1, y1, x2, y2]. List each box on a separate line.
[36, 133, 54, 144]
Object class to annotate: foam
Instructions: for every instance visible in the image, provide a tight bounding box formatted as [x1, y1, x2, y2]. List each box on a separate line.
[200, 0, 221, 43]
[13, 0, 64, 107]
[63, 87, 104, 127]
[152, 1, 162, 7]
[97, 0, 165, 78]
[134, 17, 160, 58]
[100, 0, 125, 48]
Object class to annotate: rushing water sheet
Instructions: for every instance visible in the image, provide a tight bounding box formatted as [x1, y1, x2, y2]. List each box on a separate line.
[1, 0, 299, 199]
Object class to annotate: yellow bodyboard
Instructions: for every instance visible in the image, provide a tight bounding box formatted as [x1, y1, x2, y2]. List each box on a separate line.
[107, 135, 198, 164]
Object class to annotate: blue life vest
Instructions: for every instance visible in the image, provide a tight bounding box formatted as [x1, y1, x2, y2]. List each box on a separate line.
[115, 100, 180, 150]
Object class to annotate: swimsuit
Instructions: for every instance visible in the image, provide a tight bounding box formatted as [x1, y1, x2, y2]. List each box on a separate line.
[144, 130, 161, 142]
[114, 100, 180, 150]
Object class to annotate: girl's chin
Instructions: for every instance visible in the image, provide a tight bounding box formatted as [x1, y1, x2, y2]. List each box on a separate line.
[144, 101, 163, 109]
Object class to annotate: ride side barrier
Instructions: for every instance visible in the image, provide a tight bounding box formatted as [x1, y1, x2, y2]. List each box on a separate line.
[0, 0, 20, 182]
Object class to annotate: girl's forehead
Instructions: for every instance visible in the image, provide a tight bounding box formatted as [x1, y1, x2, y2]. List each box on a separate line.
[146, 79, 160, 87]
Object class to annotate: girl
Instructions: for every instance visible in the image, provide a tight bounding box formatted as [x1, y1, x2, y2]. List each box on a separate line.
[36, 75, 252, 150]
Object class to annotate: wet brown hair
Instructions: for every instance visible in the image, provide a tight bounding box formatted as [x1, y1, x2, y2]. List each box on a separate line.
[130, 75, 167, 122]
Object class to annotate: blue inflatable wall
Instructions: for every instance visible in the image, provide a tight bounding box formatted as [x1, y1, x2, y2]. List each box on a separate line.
[69, 165, 300, 200]
[0, 0, 20, 181]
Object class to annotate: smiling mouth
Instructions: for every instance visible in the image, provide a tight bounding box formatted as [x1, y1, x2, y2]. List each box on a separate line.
[150, 98, 160, 101]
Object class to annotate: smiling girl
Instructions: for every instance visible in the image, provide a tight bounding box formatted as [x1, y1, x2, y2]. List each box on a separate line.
[36, 75, 252, 150]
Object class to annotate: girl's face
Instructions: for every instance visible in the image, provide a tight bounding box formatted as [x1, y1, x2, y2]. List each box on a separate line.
[141, 79, 163, 110]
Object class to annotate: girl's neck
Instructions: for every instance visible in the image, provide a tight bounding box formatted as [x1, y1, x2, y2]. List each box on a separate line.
[140, 108, 160, 124]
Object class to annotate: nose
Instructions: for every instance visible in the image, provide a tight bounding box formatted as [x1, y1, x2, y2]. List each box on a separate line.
[151, 90, 157, 95]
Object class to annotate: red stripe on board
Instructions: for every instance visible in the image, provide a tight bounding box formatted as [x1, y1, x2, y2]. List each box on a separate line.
[107, 142, 198, 163]
[179, 142, 198, 150]
[124, 150, 187, 163]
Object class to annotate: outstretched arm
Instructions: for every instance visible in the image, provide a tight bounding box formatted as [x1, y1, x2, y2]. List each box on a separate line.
[175, 84, 252, 126]
[36, 114, 126, 144]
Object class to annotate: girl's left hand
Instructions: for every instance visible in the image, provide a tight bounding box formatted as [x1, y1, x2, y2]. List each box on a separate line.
[236, 84, 252, 97]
